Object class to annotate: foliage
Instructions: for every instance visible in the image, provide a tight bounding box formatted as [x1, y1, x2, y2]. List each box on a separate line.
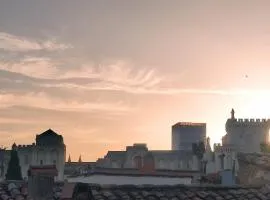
[260, 143, 270, 153]
[192, 141, 206, 160]
[5, 149, 22, 180]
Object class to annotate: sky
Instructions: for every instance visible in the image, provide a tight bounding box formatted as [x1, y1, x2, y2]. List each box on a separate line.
[1, 1, 270, 161]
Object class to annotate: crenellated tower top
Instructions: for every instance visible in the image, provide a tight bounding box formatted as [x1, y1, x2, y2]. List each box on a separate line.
[224, 109, 270, 153]
[226, 109, 270, 133]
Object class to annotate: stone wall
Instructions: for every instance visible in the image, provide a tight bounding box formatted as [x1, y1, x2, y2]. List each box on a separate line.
[237, 153, 270, 185]
[224, 110, 270, 153]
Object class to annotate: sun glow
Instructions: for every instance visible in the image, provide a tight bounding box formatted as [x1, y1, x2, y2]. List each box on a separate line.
[240, 92, 270, 118]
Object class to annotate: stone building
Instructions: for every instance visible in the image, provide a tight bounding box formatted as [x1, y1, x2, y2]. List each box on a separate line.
[28, 165, 58, 199]
[203, 141, 239, 177]
[172, 122, 206, 151]
[1, 129, 66, 181]
[64, 160, 95, 179]
[223, 109, 270, 153]
[95, 143, 198, 171]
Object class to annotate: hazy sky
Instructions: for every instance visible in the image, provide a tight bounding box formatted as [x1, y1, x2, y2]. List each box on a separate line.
[1, 1, 270, 161]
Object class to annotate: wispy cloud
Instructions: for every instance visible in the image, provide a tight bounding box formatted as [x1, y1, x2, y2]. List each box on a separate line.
[0, 93, 133, 114]
[0, 58, 164, 92]
[0, 32, 72, 52]
[2, 57, 270, 97]
[60, 60, 163, 88]
[119, 88, 261, 96]
[0, 56, 60, 78]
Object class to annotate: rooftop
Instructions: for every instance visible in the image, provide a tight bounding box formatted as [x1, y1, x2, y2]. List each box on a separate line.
[36, 129, 64, 146]
[68, 183, 270, 200]
[28, 165, 58, 176]
[172, 122, 206, 127]
[67, 167, 200, 178]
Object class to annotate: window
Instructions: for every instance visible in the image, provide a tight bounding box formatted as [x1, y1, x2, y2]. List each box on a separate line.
[220, 154, 225, 170]
[40, 160, 43, 165]
[169, 161, 175, 170]
[111, 160, 118, 168]
[133, 156, 142, 169]
[159, 159, 165, 169]
[178, 161, 182, 169]
[24, 155, 29, 165]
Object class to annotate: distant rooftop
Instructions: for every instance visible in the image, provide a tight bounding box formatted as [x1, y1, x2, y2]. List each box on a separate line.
[172, 122, 206, 127]
[67, 167, 200, 178]
[36, 129, 64, 146]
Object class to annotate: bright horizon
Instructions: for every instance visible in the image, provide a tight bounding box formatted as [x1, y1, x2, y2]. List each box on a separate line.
[1, 1, 270, 161]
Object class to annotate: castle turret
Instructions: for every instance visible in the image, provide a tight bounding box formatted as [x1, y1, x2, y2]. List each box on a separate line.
[205, 137, 212, 152]
[223, 109, 270, 153]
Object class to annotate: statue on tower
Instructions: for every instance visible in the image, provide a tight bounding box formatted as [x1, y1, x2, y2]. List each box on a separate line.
[231, 108, 235, 119]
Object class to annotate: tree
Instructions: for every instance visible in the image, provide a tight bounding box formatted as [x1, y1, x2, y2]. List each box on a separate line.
[5, 149, 22, 180]
[192, 141, 205, 160]
[0, 147, 6, 177]
[192, 141, 206, 172]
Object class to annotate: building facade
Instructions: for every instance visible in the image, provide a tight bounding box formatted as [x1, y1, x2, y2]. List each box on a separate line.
[223, 109, 270, 153]
[2, 129, 66, 181]
[203, 143, 239, 176]
[64, 161, 95, 179]
[172, 122, 206, 151]
[95, 143, 199, 171]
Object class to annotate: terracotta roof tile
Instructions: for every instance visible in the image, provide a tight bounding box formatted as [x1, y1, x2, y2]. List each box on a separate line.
[67, 184, 270, 200]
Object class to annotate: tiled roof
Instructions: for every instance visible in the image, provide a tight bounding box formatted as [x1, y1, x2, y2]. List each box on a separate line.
[69, 184, 270, 200]
[60, 182, 76, 199]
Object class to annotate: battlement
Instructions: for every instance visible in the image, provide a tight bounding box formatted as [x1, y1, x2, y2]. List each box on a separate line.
[17, 143, 36, 150]
[235, 118, 269, 123]
[227, 118, 270, 127]
[214, 143, 235, 153]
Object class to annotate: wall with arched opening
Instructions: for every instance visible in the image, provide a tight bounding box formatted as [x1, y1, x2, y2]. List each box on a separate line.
[133, 156, 143, 169]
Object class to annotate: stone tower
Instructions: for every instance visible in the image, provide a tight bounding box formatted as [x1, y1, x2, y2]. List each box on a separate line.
[223, 109, 270, 153]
